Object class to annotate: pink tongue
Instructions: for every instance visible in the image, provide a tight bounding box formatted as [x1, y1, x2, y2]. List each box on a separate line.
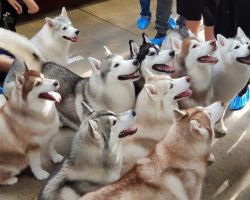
[72, 37, 79, 42]
[180, 89, 192, 97]
[39, 91, 61, 103]
[124, 124, 137, 132]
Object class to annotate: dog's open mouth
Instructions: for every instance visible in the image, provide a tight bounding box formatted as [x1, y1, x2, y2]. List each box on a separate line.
[62, 36, 79, 42]
[152, 64, 175, 73]
[237, 55, 250, 65]
[39, 91, 61, 103]
[174, 89, 192, 100]
[197, 56, 218, 64]
[119, 125, 137, 138]
[118, 70, 141, 80]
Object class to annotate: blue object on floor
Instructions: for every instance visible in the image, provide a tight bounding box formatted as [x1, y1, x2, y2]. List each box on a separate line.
[151, 35, 166, 46]
[230, 86, 250, 110]
[0, 87, 3, 94]
[137, 17, 150, 30]
[168, 16, 176, 30]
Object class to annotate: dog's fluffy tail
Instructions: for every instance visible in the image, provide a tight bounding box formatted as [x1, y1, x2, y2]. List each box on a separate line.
[39, 166, 67, 200]
[0, 28, 45, 71]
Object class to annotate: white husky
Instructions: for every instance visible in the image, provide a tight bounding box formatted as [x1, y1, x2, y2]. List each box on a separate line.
[212, 27, 250, 134]
[121, 73, 192, 174]
[31, 7, 80, 65]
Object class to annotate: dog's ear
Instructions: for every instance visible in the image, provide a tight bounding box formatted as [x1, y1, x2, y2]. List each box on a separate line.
[129, 40, 139, 59]
[144, 84, 157, 100]
[88, 57, 101, 73]
[45, 17, 55, 28]
[216, 34, 227, 48]
[60, 7, 68, 17]
[173, 109, 188, 121]
[171, 37, 182, 51]
[14, 72, 24, 89]
[237, 27, 248, 39]
[187, 29, 197, 38]
[103, 46, 112, 55]
[142, 33, 151, 44]
[190, 120, 209, 138]
[88, 119, 100, 139]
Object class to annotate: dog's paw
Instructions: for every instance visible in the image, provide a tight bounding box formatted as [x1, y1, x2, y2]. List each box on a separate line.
[207, 153, 215, 165]
[34, 170, 49, 180]
[3, 177, 18, 185]
[51, 153, 64, 164]
[215, 124, 228, 137]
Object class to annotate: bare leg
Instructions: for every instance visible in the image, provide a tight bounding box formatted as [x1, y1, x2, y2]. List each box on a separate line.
[204, 26, 215, 41]
[185, 20, 202, 36]
[0, 55, 14, 72]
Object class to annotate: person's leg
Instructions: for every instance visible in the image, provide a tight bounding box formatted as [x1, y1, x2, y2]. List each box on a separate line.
[204, 26, 215, 41]
[186, 20, 202, 36]
[202, 0, 216, 41]
[152, 0, 173, 46]
[137, 0, 151, 30]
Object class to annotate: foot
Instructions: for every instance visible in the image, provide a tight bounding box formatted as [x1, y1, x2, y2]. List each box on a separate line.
[168, 16, 176, 30]
[215, 122, 228, 136]
[0, 87, 3, 94]
[230, 86, 250, 110]
[2, 177, 18, 185]
[51, 152, 64, 164]
[137, 17, 150, 30]
[151, 33, 166, 46]
[33, 169, 49, 180]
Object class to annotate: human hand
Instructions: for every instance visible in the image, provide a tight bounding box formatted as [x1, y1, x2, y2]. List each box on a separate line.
[7, 0, 23, 14]
[23, 0, 39, 14]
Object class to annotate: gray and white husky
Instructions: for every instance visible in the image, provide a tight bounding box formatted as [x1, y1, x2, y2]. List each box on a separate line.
[0, 28, 141, 130]
[39, 106, 137, 200]
[31, 7, 80, 65]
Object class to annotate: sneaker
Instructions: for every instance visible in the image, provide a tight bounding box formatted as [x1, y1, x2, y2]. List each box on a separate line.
[0, 87, 3, 94]
[168, 17, 176, 30]
[137, 17, 150, 30]
[151, 34, 166, 46]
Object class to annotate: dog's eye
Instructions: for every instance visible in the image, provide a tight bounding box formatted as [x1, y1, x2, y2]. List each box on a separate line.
[192, 45, 197, 49]
[234, 45, 240, 49]
[169, 83, 173, 89]
[35, 81, 41, 86]
[114, 63, 119, 68]
[149, 52, 156, 56]
[62, 27, 67, 30]
[112, 120, 116, 126]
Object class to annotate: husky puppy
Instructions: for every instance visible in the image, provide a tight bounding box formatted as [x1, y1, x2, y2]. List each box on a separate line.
[212, 27, 250, 134]
[0, 70, 62, 185]
[171, 36, 218, 108]
[129, 33, 175, 94]
[39, 107, 137, 200]
[79, 102, 224, 200]
[0, 29, 141, 130]
[31, 7, 80, 65]
[121, 73, 192, 174]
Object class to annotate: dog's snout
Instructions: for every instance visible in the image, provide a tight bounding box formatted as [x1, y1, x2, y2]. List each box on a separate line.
[186, 76, 191, 83]
[132, 111, 136, 116]
[169, 50, 175, 57]
[53, 81, 59, 87]
[75, 30, 80, 35]
[133, 60, 139, 66]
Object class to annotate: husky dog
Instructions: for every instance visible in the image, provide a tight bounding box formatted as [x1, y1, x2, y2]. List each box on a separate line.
[129, 33, 175, 94]
[171, 36, 218, 108]
[79, 102, 224, 200]
[31, 7, 80, 65]
[0, 29, 141, 130]
[39, 106, 137, 200]
[0, 70, 62, 185]
[212, 27, 250, 134]
[121, 73, 192, 174]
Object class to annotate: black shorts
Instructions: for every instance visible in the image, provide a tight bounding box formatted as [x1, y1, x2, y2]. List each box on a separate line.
[177, 0, 216, 26]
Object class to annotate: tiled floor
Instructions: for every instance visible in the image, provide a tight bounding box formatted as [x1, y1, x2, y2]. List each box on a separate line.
[1, 0, 250, 199]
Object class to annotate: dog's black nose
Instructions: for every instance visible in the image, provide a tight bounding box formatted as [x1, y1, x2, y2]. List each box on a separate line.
[132, 111, 136, 116]
[133, 60, 139, 66]
[75, 30, 80, 35]
[186, 76, 191, 83]
[169, 50, 175, 57]
[53, 81, 59, 87]
[248, 45, 250, 50]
